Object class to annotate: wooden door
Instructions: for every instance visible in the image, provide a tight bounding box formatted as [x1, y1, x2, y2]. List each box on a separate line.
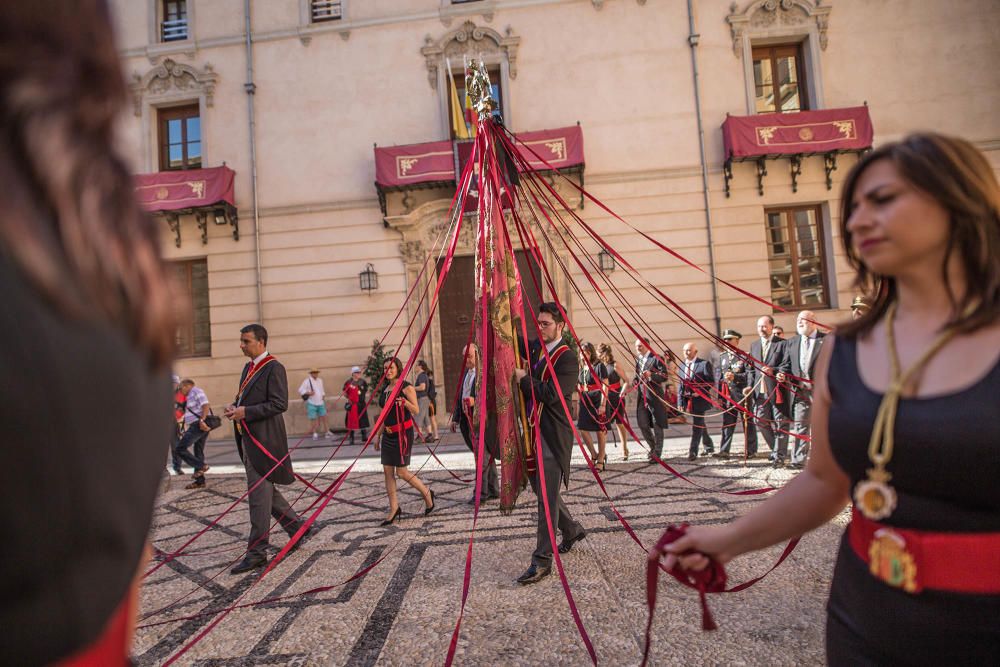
[436, 249, 544, 412]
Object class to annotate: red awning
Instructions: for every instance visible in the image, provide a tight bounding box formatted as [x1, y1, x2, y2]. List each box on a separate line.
[722, 106, 873, 159]
[134, 165, 236, 213]
[374, 125, 585, 188]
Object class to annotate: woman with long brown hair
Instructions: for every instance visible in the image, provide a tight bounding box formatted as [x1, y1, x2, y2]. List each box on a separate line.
[655, 133, 1000, 664]
[0, 2, 179, 662]
[374, 357, 435, 525]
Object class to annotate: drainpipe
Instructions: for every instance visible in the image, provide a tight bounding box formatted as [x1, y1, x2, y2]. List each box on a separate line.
[687, 0, 722, 337]
[244, 0, 263, 322]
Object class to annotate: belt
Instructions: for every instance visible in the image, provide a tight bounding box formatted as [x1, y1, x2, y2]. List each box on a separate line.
[385, 419, 413, 434]
[848, 506, 1000, 594]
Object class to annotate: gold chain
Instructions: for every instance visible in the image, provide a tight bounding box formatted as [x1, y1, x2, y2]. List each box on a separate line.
[866, 301, 961, 470]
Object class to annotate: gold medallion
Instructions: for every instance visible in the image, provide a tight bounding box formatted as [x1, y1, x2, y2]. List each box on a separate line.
[853, 467, 897, 521]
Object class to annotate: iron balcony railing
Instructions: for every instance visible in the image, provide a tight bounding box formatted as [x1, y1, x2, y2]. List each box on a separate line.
[311, 0, 343, 22]
[161, 18, 188, 42]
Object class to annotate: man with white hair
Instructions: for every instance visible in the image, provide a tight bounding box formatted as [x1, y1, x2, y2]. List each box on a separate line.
[678, 342, 715, 460]
[777, 310, 825, 468]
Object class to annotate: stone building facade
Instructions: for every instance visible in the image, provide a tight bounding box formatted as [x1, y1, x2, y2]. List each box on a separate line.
[110, 0, 1000, 435]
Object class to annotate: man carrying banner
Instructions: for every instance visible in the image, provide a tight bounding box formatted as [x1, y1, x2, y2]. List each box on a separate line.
[513, 303, 586, 585]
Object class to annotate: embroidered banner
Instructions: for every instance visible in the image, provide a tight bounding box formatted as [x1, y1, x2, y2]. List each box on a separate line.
[374, 125, 584, 188]
[722, 106, 873, 158]
[134, 165, 236, 212]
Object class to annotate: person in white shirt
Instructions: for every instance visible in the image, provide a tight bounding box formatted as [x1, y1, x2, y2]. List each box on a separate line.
[298, 368, 330, 440]
[176, 379, 212, 488]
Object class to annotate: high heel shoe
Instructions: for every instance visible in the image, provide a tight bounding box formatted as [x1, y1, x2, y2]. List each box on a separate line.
[595, 458, 606, 473]
[379, 507, 401, 526]
[424, 489, 436, 516]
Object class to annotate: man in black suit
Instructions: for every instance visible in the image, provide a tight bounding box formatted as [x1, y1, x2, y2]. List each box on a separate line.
[678, 342, 715, 460]
[450, 343, 500, 503]
[633, 338, 670, 461]
[743, 315, 791, 467]
[714, 329, 754, 459]
[512, 303, 586, 585]
[777, 310, 825, 469]
[225, 324, 311, 574]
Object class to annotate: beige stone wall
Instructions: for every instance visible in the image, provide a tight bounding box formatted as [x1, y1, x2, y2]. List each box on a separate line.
[110, 0, 1000, 437]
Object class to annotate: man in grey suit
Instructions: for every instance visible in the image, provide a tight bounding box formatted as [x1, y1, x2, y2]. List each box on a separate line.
[777, 310, 825, 468]
[743, 315, 791, 467]
[225, 324, 311, 574]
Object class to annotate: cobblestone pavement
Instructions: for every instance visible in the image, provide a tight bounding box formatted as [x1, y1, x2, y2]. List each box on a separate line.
[138, 434, 847, 666]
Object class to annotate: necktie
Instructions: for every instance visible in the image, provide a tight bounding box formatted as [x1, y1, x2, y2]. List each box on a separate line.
[759, 339, 770, 395]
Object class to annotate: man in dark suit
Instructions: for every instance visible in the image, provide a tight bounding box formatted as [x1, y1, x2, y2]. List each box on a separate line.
[678, 342, 715, 460]
[224, 324, 311, 574]
[777, 310, 825, 469]
[450, 343, 500, 503]
[633, 338, 670, 462]
[744, 315, 791, 467]
[714, 330, 754, 459]
[512, 303, 586, 585]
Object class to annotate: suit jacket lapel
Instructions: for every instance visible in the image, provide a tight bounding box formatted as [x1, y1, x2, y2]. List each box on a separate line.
[237, 362, 269, 406]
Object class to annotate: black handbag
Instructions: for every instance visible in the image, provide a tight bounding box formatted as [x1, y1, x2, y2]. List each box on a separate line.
[187, 406, 222, 430]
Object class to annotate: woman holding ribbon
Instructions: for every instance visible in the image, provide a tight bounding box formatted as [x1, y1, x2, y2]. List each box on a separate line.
[576, 342, 609, 471]
[598, 343, 630, 461]
[374, 357, 435, 525]
[656, 133, 1000, 664]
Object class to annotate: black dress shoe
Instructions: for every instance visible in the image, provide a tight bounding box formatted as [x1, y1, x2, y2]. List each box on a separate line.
[687, 453, 697, 461]
[772, 459, 786, 469]
[424, 489, 436, 516]
[516, 564, 552, 585]
[558, 531, 587, 554]
[231, 554, 267, 574]
[380, 507, 401, 526]
[712, 452, 731, 459]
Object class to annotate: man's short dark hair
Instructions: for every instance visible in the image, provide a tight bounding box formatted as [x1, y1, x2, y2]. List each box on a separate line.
[241, 323, 268, 345]
[760, 315, 775, 325]
[538, 302, 565, 324]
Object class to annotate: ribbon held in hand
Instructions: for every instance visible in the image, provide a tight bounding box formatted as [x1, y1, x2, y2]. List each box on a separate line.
[642, 524, 727, 665]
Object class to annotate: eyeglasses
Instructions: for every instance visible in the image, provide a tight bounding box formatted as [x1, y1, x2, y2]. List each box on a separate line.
[537, 320, 556, 328]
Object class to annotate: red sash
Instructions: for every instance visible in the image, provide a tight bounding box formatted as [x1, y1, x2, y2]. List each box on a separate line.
[385, 419, 414, 434]
[238, 355, 276, 401]
[848, 507, 1000, 594]
[529, 344, 571, 422]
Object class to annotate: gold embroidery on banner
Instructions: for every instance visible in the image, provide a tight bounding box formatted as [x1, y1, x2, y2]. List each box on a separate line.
[155, 186, 169, 200]
[398, 158, 418, 177]
[755, 119, 859, 146]
[833, 120, 856, 138]
[757, 126, 777, 145]
[522, 137, 568, 166]
[186, 180, 206, 199]
[393, 150, 453, 180]
[867, 528, 918, 593]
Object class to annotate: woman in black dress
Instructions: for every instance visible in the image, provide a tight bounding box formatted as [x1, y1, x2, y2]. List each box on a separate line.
[576, 342, 609, 471]
[598, 343, 630, 461]
[375, 358, 435, 525]
[656, 134, 1000, 664]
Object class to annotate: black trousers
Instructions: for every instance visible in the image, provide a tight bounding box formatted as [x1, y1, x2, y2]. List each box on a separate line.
[753, 392, 788, 460]
[458, 413, 499, 498]
[720, 407, 755, 454]
[528, 439, 583, 567]
[687, 407, 714, 457]
[243, 455, 301, 558]
[636, 400, 664, 458]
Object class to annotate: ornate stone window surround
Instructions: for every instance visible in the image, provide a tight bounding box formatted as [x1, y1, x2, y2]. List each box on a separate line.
[727, 0, 832, 114]
[421, 20, 519, 139]
[131, 59, 218, 173]
[297, 0, 351, 44]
